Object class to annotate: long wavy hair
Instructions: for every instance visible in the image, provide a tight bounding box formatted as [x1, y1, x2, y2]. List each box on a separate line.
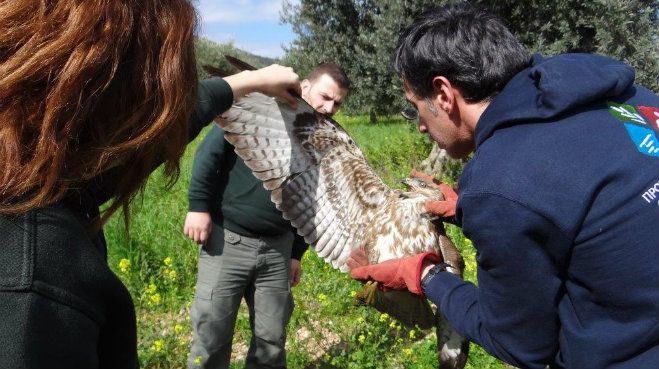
[0, 0, 198, 223]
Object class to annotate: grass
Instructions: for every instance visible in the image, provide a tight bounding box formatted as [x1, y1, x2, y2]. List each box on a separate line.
[105, 113, 514, 369]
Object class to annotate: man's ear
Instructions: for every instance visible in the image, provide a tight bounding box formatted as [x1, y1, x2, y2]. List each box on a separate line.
[431, 76, 455, 114]
[300, 79, 311, 99]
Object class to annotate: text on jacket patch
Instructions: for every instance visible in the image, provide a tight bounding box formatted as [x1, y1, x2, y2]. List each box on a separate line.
[641, 179, 659, 205]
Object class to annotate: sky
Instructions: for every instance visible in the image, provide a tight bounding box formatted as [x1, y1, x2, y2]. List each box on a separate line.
[194, 0, 297, 59]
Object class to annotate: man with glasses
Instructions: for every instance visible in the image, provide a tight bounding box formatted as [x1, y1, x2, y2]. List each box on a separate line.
[348, 3, 659, 369]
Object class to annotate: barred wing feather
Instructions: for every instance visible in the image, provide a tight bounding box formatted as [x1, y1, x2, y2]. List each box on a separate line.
[210, 59, 468, 369]
[216, 93, 393, 271]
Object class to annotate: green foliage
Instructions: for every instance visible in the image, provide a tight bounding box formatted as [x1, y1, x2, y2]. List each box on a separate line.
[282, 0, 658, 120]
[336, 112, 434, 185]
[106, 116, 513, 368]
[281, 0, 445, 119]
[478, 0, 659, 92]
[194, 37, 277, 78]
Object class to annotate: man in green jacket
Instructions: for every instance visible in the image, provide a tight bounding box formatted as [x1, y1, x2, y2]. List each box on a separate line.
[184, 63, 351, 369]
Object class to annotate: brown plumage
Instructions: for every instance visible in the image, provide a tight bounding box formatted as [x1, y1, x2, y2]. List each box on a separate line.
[219, 93, 462, 269]
[216, 90, 469, 369]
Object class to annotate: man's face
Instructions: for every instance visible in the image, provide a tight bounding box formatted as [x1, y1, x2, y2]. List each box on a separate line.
[403, 82, 474, 160]
[301, 74, 348, 116]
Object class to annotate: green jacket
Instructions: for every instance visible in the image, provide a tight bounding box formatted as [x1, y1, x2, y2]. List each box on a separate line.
[0, 78, 233, 369]
[188, 125, 308, 260]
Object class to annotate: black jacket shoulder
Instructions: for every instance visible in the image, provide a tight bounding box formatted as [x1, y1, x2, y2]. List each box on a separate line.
[0, 205, 137, 369]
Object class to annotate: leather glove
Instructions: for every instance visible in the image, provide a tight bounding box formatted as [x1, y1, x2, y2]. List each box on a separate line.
[349, 249, 442, 296]
[409, 169, 458, 222]
[346, 248, 370, 270]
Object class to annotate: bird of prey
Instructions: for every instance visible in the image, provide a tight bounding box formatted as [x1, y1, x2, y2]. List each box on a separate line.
[213, 59, 468, 369]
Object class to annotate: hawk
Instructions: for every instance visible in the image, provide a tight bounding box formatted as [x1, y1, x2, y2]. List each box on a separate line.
[214, 61, 468, 369]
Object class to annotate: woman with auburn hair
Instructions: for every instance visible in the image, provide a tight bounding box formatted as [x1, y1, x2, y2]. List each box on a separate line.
[0, 1, 300, 368]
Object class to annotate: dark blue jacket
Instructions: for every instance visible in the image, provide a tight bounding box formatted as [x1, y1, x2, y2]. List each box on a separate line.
[425, 54, 659, 369]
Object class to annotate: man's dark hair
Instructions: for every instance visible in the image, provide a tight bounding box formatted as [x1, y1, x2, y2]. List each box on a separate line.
[307, 63, 351, 90]
[393, 2, 530, 102]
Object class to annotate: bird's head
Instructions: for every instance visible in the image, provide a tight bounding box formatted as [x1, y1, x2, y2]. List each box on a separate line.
[400, 177, 444, 200]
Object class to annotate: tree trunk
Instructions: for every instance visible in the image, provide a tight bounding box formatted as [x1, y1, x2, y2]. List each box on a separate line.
[369, 109, 378, 124]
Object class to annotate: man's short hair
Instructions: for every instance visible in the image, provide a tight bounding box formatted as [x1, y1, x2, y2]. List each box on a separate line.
[307, 63, 351, 90]
[393, 3, 530, 102]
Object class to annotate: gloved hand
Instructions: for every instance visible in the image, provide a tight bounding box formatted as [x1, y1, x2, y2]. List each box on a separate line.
[346, 248, 370, 270]
[409, 169, 458, 222]
[348, 249, 442, 296]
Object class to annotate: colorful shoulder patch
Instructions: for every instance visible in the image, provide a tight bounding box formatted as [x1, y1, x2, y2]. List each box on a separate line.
[608, 102, 659, 157]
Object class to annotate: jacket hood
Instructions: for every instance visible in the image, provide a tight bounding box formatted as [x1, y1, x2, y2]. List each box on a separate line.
[475, 53, 635, 146]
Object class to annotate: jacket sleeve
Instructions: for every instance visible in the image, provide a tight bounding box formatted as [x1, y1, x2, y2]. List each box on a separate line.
[0, 291, 123, 369]
[187, 77, 234, 142]
[290, 232, 308, 260]
[424, 192, 571, 369]
[188, 126, 227, 212]
[86, 77, 235, 209]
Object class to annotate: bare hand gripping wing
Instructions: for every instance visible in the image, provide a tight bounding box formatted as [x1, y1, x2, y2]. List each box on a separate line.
[218, 93, 394, 271]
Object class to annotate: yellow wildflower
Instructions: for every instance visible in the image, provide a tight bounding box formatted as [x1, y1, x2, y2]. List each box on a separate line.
[358, 334, 366, 343]
[152, 339, 164, 352]
[118, 259, 131, 273]
[379, 313, 389, 322]
[163, 256, 173, 266]
[150, 293, 161, 305]
[146, 284, 157, 294]
[174, 324, 184, 334]
[193, 356, 203, 366]
[403, 348, 413, 356]
[317, 293, 327, 302]
[350, 290, 357, 298]
[167, 269, 177, 280]
[409, 330, 416, 339]
[357, 317, 365, 323]
[389, 320, 397, 328]
[465, 258, 477, 275]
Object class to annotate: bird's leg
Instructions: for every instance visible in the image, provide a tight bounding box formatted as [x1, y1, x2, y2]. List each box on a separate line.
[354, 282, 436, 329]
[354, 280, 379, 306]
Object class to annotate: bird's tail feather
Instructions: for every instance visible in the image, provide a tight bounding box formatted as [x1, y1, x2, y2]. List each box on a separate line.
[436, 313, 469, 369]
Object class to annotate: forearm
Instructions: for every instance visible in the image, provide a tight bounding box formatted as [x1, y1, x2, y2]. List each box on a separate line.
[188, 126, 227, 211]
[187, 78, 234, 142]
[222, 64, 300, 106]
[223, 70, 265, 100]
[423, 193, 569, 369]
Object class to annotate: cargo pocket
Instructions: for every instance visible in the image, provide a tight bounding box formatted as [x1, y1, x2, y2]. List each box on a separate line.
[191, 282, 238, 348]
[194, 282, 213, 301]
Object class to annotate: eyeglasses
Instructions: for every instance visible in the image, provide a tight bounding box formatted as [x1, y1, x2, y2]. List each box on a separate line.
[400, 104, 419, 122]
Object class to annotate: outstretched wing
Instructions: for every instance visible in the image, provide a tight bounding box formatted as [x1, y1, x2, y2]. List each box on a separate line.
[217, 93, 394, 271]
